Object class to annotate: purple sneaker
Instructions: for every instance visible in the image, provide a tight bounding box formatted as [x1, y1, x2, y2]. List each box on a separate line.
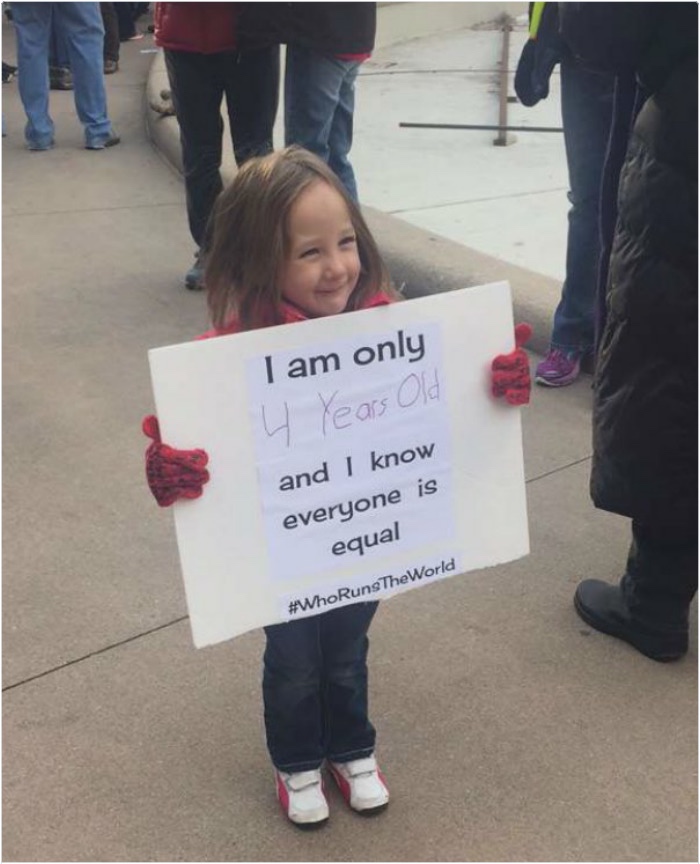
[535, 349, 581, 387]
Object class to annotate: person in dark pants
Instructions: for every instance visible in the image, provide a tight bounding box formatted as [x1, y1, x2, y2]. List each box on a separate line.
[558, 2, 698, 661]
[100, 3, 120, 73]
[154, 2, 279, 289]
[114, 1, 142, 41]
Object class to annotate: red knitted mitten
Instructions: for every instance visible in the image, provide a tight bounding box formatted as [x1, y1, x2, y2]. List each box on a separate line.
[143, 415, 210, 507]
[491, 323, 533, 406]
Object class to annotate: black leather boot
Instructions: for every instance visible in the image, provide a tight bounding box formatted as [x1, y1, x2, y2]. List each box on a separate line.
[575, 520, 696, 661]
[574, 578, 689, 661]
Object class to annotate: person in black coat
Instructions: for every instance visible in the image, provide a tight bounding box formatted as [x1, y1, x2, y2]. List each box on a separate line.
[560, 3, 698, 661]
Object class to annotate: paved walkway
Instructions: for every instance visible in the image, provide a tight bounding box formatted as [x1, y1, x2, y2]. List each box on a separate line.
[2, 14, 697, 863]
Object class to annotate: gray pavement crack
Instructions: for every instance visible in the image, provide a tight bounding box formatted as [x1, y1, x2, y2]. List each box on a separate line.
[4, 458, 591, 694]
[528, 454, 592, 484]
[2, 615, 189, 693]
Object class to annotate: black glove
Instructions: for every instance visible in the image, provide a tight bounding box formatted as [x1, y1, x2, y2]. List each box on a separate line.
[514, 4, 565, 107]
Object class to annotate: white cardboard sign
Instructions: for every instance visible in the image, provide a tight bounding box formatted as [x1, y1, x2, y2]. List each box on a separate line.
[148, 283, 529, 647]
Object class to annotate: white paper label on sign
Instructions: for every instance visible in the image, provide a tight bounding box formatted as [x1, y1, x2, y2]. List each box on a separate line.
[246, 324, 455, 582]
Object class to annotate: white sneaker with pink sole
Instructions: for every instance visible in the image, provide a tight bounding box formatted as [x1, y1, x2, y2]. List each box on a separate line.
[328, 755, 389, 814]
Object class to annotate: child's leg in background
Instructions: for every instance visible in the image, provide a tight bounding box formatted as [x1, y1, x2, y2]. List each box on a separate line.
[263, 602, 378, 772]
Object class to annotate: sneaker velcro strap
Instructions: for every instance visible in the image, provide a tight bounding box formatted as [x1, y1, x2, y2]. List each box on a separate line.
[285, 771, 321, 792]
[344, 757, 377, 777]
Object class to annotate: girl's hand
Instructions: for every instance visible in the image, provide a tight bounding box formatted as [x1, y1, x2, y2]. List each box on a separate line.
[491, 323, 532, 406]
[143, 415, 210, 507]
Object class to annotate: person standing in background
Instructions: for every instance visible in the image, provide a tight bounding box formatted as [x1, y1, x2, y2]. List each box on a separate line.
[114, 2, 143, 41]
[238, 2, 376, 201]
[558, 2, 698, 661]
[101, 3, 120, 74]
[515, 3, 614, 387]
[12, 2, 120, 150]
[154, 2, 279, 290]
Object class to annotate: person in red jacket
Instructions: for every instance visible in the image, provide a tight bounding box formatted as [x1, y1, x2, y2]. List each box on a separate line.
[144, 147, 532, 828]
[154, 3, 279, 289]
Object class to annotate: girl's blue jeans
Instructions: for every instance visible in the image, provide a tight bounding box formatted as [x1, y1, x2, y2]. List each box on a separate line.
[263, 602, 378, 772]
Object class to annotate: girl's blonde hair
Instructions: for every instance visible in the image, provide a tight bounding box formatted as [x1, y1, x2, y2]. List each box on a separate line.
[205, 146, 395, 330]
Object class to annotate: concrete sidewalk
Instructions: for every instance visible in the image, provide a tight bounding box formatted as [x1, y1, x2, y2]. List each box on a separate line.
[2, 10, 697, 863]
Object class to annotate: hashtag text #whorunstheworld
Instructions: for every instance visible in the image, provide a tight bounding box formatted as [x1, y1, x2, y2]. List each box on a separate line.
[286, 557, 456, 616]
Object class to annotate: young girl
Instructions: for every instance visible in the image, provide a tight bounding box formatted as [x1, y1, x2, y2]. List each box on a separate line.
[144, 146, 531, 828]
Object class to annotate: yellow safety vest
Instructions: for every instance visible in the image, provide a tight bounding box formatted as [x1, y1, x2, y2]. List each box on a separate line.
[529, 2, 545, 39]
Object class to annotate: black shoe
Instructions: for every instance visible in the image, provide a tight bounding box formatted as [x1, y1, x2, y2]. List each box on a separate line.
[2, 62, 17, 83]
[184, 251, 205, 290]
[49, 66, 73, 90]
[574, 579, 688, 662]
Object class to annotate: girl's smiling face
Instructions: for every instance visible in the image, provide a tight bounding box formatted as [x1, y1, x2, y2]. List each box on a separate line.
[278, 180, 361, 318]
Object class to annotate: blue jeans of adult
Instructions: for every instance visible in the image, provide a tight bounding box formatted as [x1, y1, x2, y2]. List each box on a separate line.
[285, 45, 362, 201]
[12, 2, 113, 149]
[164, 46, 280, 249]
[263, 602, 378, 772]
[552, 58, 614, 356]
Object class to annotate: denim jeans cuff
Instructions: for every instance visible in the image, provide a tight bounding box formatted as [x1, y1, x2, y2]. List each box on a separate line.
[327, 746, 375, 764]
[550, 341, 593, 356]
[272, 757, 324, 773]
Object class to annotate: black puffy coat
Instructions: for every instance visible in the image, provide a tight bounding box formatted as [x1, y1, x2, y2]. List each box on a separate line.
[561, 3, 698, 532]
